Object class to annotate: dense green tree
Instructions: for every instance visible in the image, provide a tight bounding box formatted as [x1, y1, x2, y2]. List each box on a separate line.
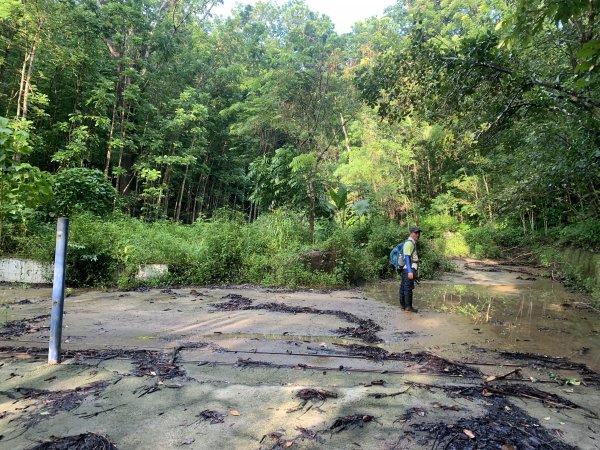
[355, 0, 600, 230]
[1, 0, 600, 256]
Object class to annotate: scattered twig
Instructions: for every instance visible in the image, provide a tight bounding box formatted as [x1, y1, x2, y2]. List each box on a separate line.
[484, 368, 523, 382]
[197, 409, 225, 424]
[329, 414, 375, 434]
[76, 404, 125, 419]
[368, 388, 410, 399]
[136, 384, 160, 397]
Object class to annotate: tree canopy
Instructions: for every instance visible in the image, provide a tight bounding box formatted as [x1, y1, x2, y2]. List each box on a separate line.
[1, 0, 599, 248]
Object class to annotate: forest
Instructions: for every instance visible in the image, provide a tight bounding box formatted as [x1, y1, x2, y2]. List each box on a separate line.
[1, 0, 599, 291]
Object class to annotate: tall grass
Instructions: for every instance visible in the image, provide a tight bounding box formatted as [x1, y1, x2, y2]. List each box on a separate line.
[8, 211, 452, 288]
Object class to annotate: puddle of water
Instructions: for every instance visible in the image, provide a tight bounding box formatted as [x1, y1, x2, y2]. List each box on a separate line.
[0, 286, 52, 305]
[365, 279, 600, 371]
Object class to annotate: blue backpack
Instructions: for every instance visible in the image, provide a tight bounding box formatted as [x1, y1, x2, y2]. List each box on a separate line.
[389, 242, 405, 268]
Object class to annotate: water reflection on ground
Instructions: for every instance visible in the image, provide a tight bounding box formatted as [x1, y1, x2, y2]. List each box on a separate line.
[365, 277, 600, 371]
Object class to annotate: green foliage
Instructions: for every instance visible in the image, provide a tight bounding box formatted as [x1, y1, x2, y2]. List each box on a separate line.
[50, 168, 116, 217]
[439, 233, 470, 258]
[415, 239, 454, 280]
[9, 211, 456, 289]
[558, 220, 600, 250]
[189, 219, 245, 284]
[464, 226, 502, 259]
[362, 218, 405, 275]
[454, 303, 481, 321]
[417, 214, 469, 257]
[66, 216, 120, 286]
[323, 228, 378, 285]
[357, 0, 600, 236]
[329, 184, 370, 228]
[0, 117, 52, 248]
[420, 214, 460, 237]
[4, 0, 600, 295]
[249, 146, 332, 223]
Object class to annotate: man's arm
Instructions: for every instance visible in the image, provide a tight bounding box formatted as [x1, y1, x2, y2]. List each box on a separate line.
[404, 255, 412, 273]
[403, 241, 415, 279]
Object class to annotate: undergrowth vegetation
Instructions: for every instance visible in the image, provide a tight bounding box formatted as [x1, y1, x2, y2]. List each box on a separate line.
[9, 210, 600, 294]
[9, 211, 450, 288]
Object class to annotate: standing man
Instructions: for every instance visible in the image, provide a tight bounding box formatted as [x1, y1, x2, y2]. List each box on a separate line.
[399, 226, 421, 313]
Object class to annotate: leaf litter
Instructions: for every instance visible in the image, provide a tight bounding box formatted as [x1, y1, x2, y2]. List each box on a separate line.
[28, 433, 118, 450]
[499, 351, 600, 385]
[412, 396, 578, 450]
[329, 414, 376, 433]
[197, 409, 225, 424]
[315, 342, 482, 377]
[0, 315, 50, 339]
[2, 381, 109, 427]
[287, 388, 337, 413]
[211, 294, 382, 343]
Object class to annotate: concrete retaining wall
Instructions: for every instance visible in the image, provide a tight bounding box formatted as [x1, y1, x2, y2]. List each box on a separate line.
[1, 259, 169, 284]
[0, 259, 53, 283]
[135, 264, 169, 280]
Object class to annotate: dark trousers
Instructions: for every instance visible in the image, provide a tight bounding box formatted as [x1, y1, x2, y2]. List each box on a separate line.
[399, 269, 415, 310]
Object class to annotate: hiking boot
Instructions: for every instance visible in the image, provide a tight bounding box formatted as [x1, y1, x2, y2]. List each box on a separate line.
[405, 292, 418, 313]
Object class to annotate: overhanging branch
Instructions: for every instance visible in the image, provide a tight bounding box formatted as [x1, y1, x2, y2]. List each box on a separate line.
[442, 56, 600, 111]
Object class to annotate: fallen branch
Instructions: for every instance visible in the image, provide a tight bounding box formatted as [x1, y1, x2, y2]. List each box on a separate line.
[484, 368, 523, 382]
[76, 404, 125, 419]
[329, 414, 375, 433]
[368, 388, 410, 399]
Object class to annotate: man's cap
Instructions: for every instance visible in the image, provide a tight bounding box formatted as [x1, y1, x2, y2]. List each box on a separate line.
[409, 226, 421, 234]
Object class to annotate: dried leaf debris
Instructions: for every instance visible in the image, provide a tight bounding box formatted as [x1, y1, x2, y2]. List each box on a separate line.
[0, 315, 50, 339]
[28, 433, 118, 450]
[211, 294, 382, 343]
[197, 409, 225, 424]
[329, 414, 375, 433]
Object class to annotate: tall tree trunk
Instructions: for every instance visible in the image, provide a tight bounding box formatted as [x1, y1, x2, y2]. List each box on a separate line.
[185, 186, 193, 223]
[162, 166, 171, 217]
[482, 174, 493, 221]
[412, 163, 419, 223]
[175, 163, 189, 221]
[15, 47, 29, 119]
[105, 96, 118, 177]
[529, 209, 535, 232]
[21, 43, 37, 118]
[426, 158, 432, 195]
[340, 113, 351, 152]
[115, 77, 129, 194]
[308, 179, 315, 243]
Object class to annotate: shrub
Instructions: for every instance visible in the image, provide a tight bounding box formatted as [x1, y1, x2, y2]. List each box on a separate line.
[364, 219, 405, 276]
[464, 226, 501, 258]
[324, 228, 378, 285]
[416, 238, 453, 279]
[50, 168, 116, 217]
[436, 232, 470, 257]
[8, 211, 455, 288]
[64, 214, 121, 286]
[183, 219, 244, 284]
[558, 220, 600, 250]
[420, 213, 460, 238]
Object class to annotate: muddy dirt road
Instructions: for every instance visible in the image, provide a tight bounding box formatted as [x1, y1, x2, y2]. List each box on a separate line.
[0, 260, 599, 449]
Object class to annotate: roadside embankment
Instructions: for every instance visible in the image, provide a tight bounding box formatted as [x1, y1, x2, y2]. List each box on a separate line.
[537, 246, 600, 302]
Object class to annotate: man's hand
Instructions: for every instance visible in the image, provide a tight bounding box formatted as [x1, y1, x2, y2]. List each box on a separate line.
[408, 272, 414, 280]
